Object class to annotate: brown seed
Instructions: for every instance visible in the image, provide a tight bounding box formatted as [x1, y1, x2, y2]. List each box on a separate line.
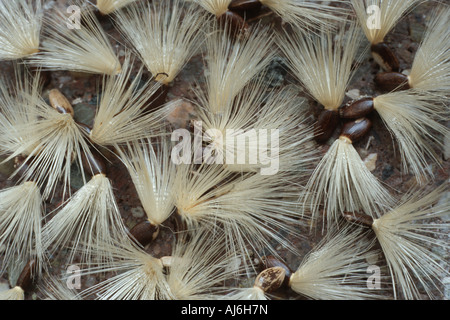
[254, 266, 286, 293]
[261, 256, 292, 286]
[374, 72, 411, 92]
[314, 109, 340, 143]
[339, 97, 374, 119]
[371, 42, 400, 72]
[340, 118, 372, 143]
[81, 148, 107, 176]
[129, 220, 160, 247]
[141, 83, 170, 113]
[342, 211, 374, 228]
[229, 0, 262, 11]
[49, 89, 74, 117]
[16, 260, 36, 293]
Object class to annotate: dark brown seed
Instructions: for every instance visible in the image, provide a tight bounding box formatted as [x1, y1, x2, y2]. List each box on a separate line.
[314, 109, 340, 143]
[229, 0, 262, 11]
[339, 97, 375, 119]
[371, 42, 400, 72]
[217, 10, 249, 35]
[342, 211, 374, 228]
[81, 148, 107, 176]
[129, 220, 160, 247]
[374, 72, 411, 92]
[261, 256, 292, 287]
[16, 260, 36, 292]
[141, 83, 170, 113]
[254, 267, 286, 293]
[340, 118, 372, 143]
[49, 89, 74, 117]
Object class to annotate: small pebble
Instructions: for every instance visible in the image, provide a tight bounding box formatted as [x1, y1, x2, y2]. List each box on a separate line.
[131, 207, 145, 218]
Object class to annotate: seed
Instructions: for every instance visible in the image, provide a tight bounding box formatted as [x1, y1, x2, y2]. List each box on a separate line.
[370, 43, 400, 72]
[314, 109, 340, 143]
[254, 266, 286, 293]
[374, 72, 410, 92]
[339, 97, 374, 119]
[342, 211, 374, 228]
[49, 89, 74, 117]
[340, 118, 372, 143]
[229, 0, 262, 11]
[261, 256, 292, 287]
[16, 260, 36, 293]
[80, 148, 107, 177]
[129, 220, 160, 247]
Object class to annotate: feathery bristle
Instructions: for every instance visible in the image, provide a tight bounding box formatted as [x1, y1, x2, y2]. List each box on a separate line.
[96, 0, 138, 15]
[38, 274, 80, 300]
[226, 286, 268, 300]
[279, 21, 362, 110]
[373, 90, 449, 183]
[302, 137, 394, 229]
[173, 163, 303, 270]
[289, 226, 382, 300]
[42, 174, 130, 267]
[165, 231, 243, 299]
[89, 56, 179, 147]
[0, 71, 94, 200]
[408, 6, 450, 95]
[116, 139, 176, 226]
[195, 77, 319, 174]
[78, 239, 172, 300]
[203, 24, 275, 114]
[115, 0, 208, 85]
[351, 0, 422, 45]
[372, 184, 449, 300]
[0, 0, 42, 60]
[190, 0, 232, 17]
[261, 0, 350, 30]
[0, 286, 25, 300]
[0, 182, 44, 277]
[27, 5, 121, 75]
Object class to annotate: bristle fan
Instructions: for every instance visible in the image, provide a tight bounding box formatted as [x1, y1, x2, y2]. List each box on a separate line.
[406, 6, 450, 95]
[202, 22, 275, 114]
[351, 0, 422, 71]
[188, 0, 232, 17]
[0, 0, 43, 60]
[77, 238, 172, 300]
[278, 19, 363, 142]
[0, 286, 25, 301]
[41, 150, 130, 267]
[172, 162, 304, 272]
[278, 20, 362, 113]
[27, 3, 121, 75]
[114, 0, 209, 86]
[88, 54, 179, 147]
[259, 0, 350, 31]
[287, 225, 383, 300]
[115, 138, 176, 229]
[368, 91, 447, 183]
[302, 117, 395, 231]
[95, 0, 139, 15]
[344, 183, 449, 300]
[194, 75, 319, 175]
[0, 182, 44, 278]
[164, 230, 244, 299]
[0, 68, 94, 200]
[228, 225, 384, 300]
